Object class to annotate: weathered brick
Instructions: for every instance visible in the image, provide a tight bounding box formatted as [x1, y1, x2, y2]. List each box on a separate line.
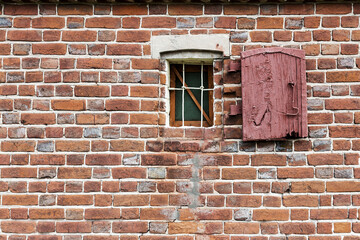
[32, 17, 65, 29]
[224, 222, 259, 234]
[253, 209, 289, 221]
[21, 113, 56, 125]
[257, 17, 283, 29]
[310, 209, 348, 220]
[56, 222, 92, 233]
[62, 31, 97, 42]
[113, 222, 148, 233]
[52, 100, 85, 111]
[222, 168, 256, 179]
[280, 222, 315, 234]
[1, 221, 36, 233]
[75, 86, 109, 97]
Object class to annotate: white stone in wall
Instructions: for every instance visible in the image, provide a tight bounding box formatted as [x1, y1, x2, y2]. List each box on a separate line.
[151, 34, 230, 59]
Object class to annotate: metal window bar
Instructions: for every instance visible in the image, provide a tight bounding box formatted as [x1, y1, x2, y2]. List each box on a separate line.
[170, 64, 213, 127]
[182, 63, 185, 127]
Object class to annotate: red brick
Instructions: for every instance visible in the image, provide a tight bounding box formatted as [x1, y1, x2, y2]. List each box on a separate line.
[132, 59, 159, 70]
[293, 140, 311, 152]
[167, 167, 192, 179]
[0, 99, 13, 110]
[327, 181, 360, 192]
[326, 99, 360, 110]
[257, 17, 283, 29]
[123, 17, 140, 28]
[56, 222, 92, 233]
[85, 154, 121, 165]
[30, 154, 65, 165]
[222, 168, 256, 179]
[58, 195, 93, 205]
[168, 5, 203, 15]
[341, 44, 359, 55]
[214, 17, 236, 29]
[107, 44, 142, 56]
[333, 30, 350, 41]
[113, 5, 148, 15]
[58, 167, 91, 179]
[0, 44, 11, 55]
[251, 154, 286, 166]
[168, 222, 212, 234]
[55, 141, 90, 152]
[1, 221, 36, 233]
[113, 222, 148, 233]
[74, 85, 109, 97]
[62, 31, 97, 42]
[279, 4, 314, 15]
[224, 222, 259, 234]
[105, 99, 139, 111]
[294, 31, 311, 42]
[4, 5, 38, 15]
[12, 18, 29, 28]
[322, 16, 340, 28]
[85, 17, 121, 28]
[274, 31, 292, 41]
[302, 44, 320, 56]
[114, 194, 148, 206]
[21, 113, 55, 125]
[292, 181, 325, 193]
[237, 18, 255, 29]
[52, 100, 85, 111]
[2, 195, 38, 205]
[223, 5, 258, 15]
[253, 209, 289, 221]
[250, 31, 272, 42]
[85, 208, 120, 220]
[305, 16, 320, 28]
[29, 209, 64, 219]
[117, 30, 151, 42]
[226, 195, 261, 207]
[313, 30, 331, 41]
[318, 59, 336, 69]
[58, 5, 93, 15]
[77, 58, 112, 69]
[7, 30, 42, 41]
[310, 209, 348, 220]
[342, 16, 359, 28]
[142, 17, 176, 28]
[2, 167, 37, 178]
[308, 154, 343, 165]
[32, 17, 65, 29]
[278, 168, 314, 178]
[2, 141, 36, 152]
[112, 167, 146, 179]
[283, 195, 318, 207]
[280, 223, 315, 234]
[140, 208, 177, 220]
[329, 126, 360, 138]
[334, 222, 351, 233]
[316, 4, 352, 14]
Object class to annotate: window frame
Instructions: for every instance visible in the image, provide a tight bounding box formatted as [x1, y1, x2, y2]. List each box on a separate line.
[169, 63, 214, 127]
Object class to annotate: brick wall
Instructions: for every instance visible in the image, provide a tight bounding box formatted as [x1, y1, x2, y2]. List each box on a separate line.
[0, 2, 360, 239]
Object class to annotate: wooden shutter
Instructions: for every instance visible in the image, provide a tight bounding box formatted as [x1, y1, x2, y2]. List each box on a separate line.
[241, 47, 308, 141]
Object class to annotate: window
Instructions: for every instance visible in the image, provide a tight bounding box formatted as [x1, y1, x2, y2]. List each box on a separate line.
[169, 63, 213, 127]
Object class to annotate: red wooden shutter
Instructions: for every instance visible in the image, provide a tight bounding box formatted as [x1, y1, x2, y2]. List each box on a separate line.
[241, 47, 308, 141]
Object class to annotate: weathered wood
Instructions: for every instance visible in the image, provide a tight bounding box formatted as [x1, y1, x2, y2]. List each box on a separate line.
[241, 47, 308, 141]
